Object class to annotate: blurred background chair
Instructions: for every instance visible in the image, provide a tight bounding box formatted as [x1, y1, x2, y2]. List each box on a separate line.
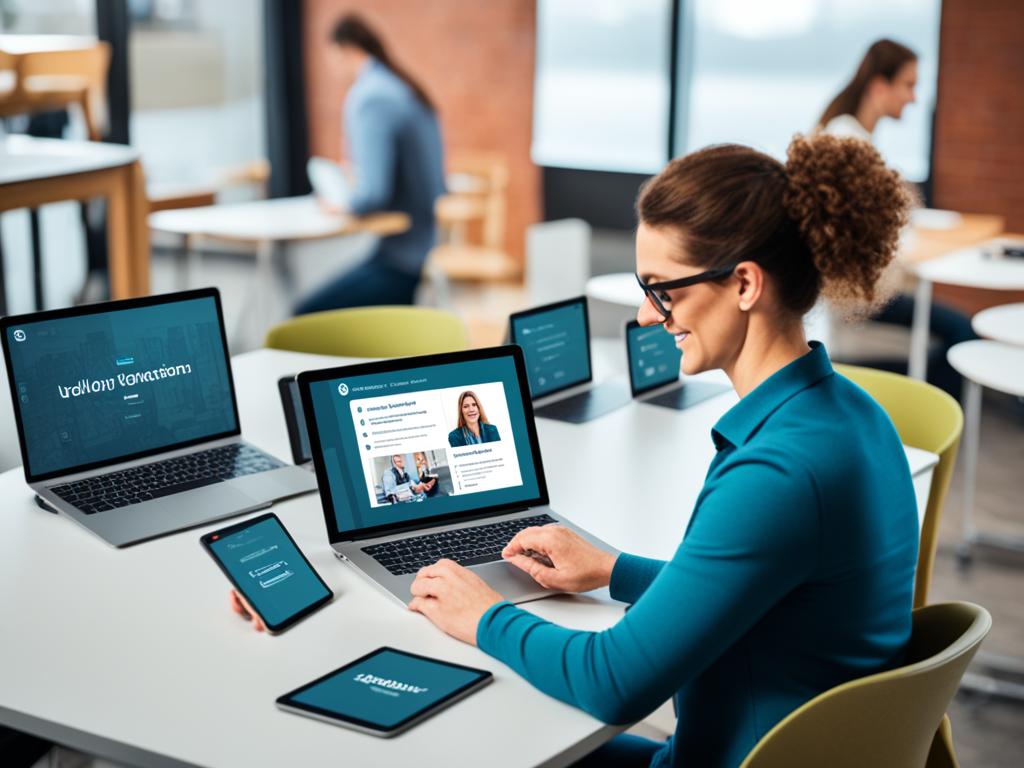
[739, 601, 991, 768]
[0, 41, 110, 140]
[429, 150, 519, 284]
[264, 305, 469, 358]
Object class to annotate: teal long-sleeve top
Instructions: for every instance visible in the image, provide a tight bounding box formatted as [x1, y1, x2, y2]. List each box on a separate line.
[477, 343, 919, 767]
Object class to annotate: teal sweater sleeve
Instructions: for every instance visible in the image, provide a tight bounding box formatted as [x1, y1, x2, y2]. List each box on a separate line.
[476, 447, 819, 725]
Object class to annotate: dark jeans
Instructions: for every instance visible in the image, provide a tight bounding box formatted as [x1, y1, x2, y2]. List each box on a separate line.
[573, 733, 665, 767]
[293, 257, 421, 316]
[856, 293, 977, 399]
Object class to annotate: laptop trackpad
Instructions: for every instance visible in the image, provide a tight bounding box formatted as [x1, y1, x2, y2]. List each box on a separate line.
[472, 560, 557, 602]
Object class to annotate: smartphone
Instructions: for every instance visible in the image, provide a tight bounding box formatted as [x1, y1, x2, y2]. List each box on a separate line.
[276, 647, 493, 737]
[200, 512, 333, 634]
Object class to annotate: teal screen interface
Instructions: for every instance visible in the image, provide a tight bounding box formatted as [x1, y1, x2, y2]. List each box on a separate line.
[511, 301, 590, 397]
[290, 649, 485, 729]
[5, 297, 236, 478]
[628, 323, 681, 393]
[209, 516, 329, 627]
[307, 355, 541, 534]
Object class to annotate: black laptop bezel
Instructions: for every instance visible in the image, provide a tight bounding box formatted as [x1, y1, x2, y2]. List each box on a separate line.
[277, 375, 311, 465]
[1, 287, 241, 484]
[508, 295, 593, 400]
[625, 319, 682, 398]
[296, 345, 551, 544]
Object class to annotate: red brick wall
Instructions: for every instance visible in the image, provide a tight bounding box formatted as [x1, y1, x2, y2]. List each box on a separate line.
[302, 0, 539, 263]
[933, 0, 1024, 232]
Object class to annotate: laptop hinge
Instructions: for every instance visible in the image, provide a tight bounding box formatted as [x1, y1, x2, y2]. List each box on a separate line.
[338, 506, 534, 543]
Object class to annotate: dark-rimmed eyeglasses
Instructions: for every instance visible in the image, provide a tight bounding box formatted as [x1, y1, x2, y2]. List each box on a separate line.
[635, 264, 738, 319]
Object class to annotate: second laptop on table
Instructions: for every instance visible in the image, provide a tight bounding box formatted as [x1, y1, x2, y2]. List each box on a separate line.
[508, 296, 630, 423]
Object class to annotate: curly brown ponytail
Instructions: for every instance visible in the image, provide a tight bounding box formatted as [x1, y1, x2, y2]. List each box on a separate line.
[636, 135, 911, 316]
[784, 134, 910, 307]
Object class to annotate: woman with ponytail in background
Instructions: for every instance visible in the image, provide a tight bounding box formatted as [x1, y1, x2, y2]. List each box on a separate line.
[816, 38, 975, 398]
[295, 14, 445, 314]
[407, 135, 920, 767]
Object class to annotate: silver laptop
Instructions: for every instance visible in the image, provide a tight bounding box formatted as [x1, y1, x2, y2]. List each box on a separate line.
[0, 288, 317, 547]
[296, 345, 615, 606]
[508, 296, 630, 423]
[625, 320, 730, 410]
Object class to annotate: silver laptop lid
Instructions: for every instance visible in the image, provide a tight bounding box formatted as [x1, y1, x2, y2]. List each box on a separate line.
[297, 345, 550, 544]
[508, 296, 593, 401]
[1, 288, 240, 484]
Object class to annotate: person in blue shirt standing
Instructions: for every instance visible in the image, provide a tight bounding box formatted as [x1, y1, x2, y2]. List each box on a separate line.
[407, 135, 920, 767]
[294, 14, 445, 315]
[447, 391, 501, 447]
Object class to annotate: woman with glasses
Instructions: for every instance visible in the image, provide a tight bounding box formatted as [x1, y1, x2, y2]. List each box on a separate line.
[408, 135, 917, 767]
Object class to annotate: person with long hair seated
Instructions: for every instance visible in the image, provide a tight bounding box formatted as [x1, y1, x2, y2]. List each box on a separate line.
[447, 391, 500, 447]
[816, 38, 976, 398]
[294, 14, 445, 314]
[407, 135, 919, 767]
[413, 451, 442, 497]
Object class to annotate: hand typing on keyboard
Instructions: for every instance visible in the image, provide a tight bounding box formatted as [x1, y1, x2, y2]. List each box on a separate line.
[502, 525, 618, 593]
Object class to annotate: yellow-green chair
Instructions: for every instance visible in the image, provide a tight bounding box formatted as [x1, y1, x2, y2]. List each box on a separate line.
[265, 306, 469, 358]
[834, 364, 962, 609]
[740, 601, 991, 768]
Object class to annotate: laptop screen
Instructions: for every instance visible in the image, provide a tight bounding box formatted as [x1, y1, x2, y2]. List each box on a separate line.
[300, 347, 546, 541]
[2, 290, 238, 482]
[626, 320, 682, 396]
[508, 297, 591, 399]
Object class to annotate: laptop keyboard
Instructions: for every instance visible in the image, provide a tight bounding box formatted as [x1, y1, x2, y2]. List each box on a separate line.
[362, 513, 558, 575]
[49, 444, 283, 515]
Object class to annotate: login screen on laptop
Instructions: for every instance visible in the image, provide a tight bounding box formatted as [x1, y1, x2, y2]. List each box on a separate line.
[306, 354, 542, 534]
[4, 296, 236, 480]
[510, 299, 590, 398]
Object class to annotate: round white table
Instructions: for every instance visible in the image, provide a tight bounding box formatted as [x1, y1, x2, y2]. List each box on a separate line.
[971, 302, 1024, 346]
[585, 272, 639, 338]
[910, 240, 1024, 380]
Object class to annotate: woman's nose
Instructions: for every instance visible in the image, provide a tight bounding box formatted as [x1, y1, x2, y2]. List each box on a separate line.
[637, 296, 666, 327]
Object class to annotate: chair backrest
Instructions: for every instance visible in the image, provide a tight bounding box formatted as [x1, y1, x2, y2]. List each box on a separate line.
[740, 601, 991, 768]
[526, 219, 591, 306]
[264, 306, 469, 359]
[834, 363, 963, 608]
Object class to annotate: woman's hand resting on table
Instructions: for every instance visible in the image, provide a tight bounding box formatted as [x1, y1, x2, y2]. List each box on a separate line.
[229, 589, 266, 632]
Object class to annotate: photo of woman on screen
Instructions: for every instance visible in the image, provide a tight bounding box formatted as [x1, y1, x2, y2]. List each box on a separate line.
[447, 391, 500, 447]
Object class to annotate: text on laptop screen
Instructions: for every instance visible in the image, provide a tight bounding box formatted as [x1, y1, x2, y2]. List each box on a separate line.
[627, 322, 682, 395]
[307, 355, 541, 534]
[5, 296, 236, 478]
[510, 300, 590, 397]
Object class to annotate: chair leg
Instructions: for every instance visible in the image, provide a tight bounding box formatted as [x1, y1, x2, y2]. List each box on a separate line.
[925, 714, 958, 768]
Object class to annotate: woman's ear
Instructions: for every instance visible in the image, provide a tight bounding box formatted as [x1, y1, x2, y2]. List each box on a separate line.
[734, 261, 765, 312]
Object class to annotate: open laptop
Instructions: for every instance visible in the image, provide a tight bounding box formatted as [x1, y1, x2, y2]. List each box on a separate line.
[0, 288, 317, 547]
[278, 375, 315, 470]
[625, 320, 730, 410]
[508, 296, 630, 423]
[296, 345, 615, 606]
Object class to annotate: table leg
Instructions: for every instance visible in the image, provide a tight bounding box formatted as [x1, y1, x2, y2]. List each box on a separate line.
[960, 379, 981, 553]
[254, 239, 274, 348]
[106, 161, 150, 299]
[909, 277, 932, 381]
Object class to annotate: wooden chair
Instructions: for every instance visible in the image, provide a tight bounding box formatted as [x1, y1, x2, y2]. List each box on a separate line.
[0, 42, 111, 140]
[429, 151, 519, 282]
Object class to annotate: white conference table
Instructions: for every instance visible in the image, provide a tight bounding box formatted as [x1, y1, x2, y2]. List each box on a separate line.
[0, 343, 937, 768]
